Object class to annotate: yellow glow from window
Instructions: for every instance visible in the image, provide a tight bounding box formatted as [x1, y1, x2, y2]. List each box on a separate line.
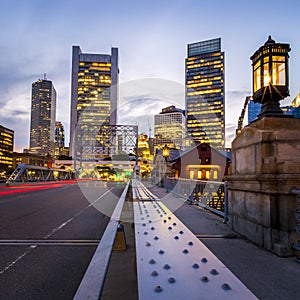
[189, 170, 194, 179]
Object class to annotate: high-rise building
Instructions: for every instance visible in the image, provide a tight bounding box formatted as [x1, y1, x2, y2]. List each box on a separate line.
[69, 46, 119, 157]
[30, 78, 56, 156]
[154, 105, 185, 151]
[185, 38, 225, 149]
[0, 125, 14, 173]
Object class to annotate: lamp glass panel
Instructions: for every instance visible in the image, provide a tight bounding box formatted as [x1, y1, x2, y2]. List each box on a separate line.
[263, 63, 270, 87]
[254, 67, 261, 92]
[272, 62, 285, 85]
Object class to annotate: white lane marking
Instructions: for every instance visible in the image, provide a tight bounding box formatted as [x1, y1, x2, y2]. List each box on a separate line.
[43, 188, 112, 239]
[0, 187, 113, 275]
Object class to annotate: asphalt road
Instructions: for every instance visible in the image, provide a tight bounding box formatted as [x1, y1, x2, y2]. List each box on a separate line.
[0, 181, 124, 300]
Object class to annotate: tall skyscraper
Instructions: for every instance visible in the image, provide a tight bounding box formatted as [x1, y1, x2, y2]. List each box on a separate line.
[185, 38, 225, 149]
[0, 125, 14, 172]
[154, 105, 186, 151]
[69, 46, 119, 157]
[30, 78, 56, 156]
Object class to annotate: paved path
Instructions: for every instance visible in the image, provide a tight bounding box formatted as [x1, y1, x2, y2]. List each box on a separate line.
[149, 185, 300, 300]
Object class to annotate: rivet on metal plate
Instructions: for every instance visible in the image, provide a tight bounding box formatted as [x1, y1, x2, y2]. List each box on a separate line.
[149, 259, 156, 264]
[151, 271, 158, 276]
[192, 263, 199, 269]
[159, 250, 165, 255]
[188, 241, 194, 246]
[222, 283, 232, 291]
[155, 285, 163, 293]
[183, 249, 189, 254]
[201, 258, 208, 263]
[201, 276, 209, 283]
[210, 269, 219, 275]
[168, 277, 176, 283]
[163, 264, 171, 270]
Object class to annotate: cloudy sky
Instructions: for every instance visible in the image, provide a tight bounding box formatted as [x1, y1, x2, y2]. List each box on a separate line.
[1, 0, 300, 151]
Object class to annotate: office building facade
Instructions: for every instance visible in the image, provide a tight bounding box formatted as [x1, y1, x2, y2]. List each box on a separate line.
[154, 105, 185, 151]
[30, 79, 56, 156]
[0, 125, 14, 172]
[185, 38, 225, 149]
[69, 46, 119, 157]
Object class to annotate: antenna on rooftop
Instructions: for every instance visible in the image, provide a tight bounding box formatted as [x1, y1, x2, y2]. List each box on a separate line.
[148, 119, 152, 138]
[43, 73, 47, 80]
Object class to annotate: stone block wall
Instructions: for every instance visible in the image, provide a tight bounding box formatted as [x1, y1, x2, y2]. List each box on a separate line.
[226, 117, 300, 256]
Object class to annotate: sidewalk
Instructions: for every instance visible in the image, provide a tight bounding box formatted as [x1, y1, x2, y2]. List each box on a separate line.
[149, 184, 300, 300]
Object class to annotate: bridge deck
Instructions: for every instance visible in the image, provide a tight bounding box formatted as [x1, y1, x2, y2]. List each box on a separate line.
[133, 179, 257, 300]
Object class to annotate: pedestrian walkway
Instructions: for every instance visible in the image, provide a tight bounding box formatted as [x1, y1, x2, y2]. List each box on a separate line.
[149, 184, 300, 300]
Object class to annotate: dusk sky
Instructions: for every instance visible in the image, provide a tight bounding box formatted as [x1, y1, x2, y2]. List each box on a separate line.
[1, 0, 300, 151]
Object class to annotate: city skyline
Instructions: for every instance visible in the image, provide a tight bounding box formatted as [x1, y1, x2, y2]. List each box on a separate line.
[1, 0, 300, 151]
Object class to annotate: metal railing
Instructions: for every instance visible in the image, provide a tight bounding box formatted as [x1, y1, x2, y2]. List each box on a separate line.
[6, 164, 74, 184]
[73, 181, 130, 300]
[164, 177, 228, 223]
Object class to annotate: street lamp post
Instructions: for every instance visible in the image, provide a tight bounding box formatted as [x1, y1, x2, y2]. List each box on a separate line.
[250, 35, 291, 118]
[161, 144, 170, 188]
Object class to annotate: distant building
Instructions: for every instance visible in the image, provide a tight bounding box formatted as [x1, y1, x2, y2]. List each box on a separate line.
[54, 121, 65, 157]
[247, 95, 300, 123]
[148, 137, 154, 155]
[55, 121, 65, 148]
[69, 46, 119, 157]
[154, 105, 185, 151]
[30, 78, 56, 156]
[281, 105, 294, 116]
[170, 143, 231, 181]
[0, 125, 14, 172]
[185, 38, 225, 149]
[13, 152, 51, 169]
[137, 133, 152, 177]
[248, 98, 261, 123]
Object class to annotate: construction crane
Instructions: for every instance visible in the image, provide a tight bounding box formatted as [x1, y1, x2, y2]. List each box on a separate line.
[236, 96, 252, 135]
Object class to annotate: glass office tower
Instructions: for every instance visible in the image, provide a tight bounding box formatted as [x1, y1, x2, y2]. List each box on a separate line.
[185, 38, 225, 149]
[30, 79, 56, 156]
[70, 46, 119, 157]
[154, 105, 185, 151]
